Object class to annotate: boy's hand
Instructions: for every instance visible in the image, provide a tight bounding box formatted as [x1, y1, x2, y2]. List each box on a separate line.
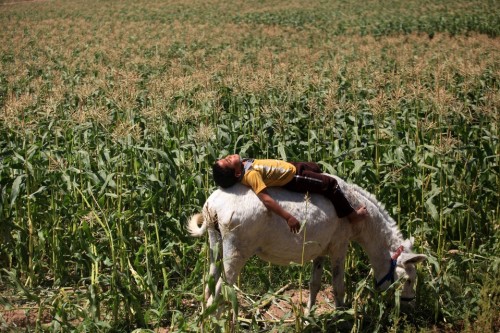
[257, 190, 300, 233]
[286, 216, 300, 233]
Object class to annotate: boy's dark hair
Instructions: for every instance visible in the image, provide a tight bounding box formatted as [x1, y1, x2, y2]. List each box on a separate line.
[212, 162, 239, 188]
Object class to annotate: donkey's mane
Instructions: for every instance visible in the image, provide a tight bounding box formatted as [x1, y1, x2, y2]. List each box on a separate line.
[344, 180, 404, 249]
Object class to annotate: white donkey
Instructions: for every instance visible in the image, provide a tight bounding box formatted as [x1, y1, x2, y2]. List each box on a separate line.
[188, 176, 426, 310]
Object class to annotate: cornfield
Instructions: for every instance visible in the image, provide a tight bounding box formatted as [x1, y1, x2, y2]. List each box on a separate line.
[0, 0, 498, 331]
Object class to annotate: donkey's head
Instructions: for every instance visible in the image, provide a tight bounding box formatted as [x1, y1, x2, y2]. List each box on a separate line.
[377, 238, 427, 302]
[396, 251, 427, 301]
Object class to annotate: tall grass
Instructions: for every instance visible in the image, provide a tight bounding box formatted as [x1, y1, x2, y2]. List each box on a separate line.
[0, 0, 499, 331]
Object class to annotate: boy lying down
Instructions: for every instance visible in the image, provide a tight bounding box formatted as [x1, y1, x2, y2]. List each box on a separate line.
[212, 154, 368, 233]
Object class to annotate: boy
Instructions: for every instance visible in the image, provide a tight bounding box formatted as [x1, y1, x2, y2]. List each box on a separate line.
[212, 154, 367, 233]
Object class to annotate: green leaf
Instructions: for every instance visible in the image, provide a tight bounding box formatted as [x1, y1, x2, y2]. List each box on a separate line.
[351, 159, 365, 175]
[425, 197, 439, 221]
[10, 175, 25, 208]
[28, 185, 46, 200]
[278, 142, 287, 160]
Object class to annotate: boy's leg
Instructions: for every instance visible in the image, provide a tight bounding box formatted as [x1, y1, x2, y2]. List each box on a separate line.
[322, 180, 356, 218]
[293, 162, 322, 175]
[285, 162, 328, 193]
[285, 163, 355, 218]
[301, 171, 355, 218]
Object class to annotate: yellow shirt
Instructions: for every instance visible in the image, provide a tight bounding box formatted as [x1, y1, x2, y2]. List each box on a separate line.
[241, 159, 296, 194]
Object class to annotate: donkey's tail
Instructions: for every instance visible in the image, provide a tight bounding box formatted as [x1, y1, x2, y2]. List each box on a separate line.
[187, 213, 206, 237]
[188, 205, 223, 306]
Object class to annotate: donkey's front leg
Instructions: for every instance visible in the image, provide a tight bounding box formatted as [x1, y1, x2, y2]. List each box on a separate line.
[307, 256, 325, 311]
[331, 250, 347, 308]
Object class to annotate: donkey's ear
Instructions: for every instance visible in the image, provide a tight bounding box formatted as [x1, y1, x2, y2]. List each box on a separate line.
[399, 253, 427, 265]
[402, 237, 415, 250]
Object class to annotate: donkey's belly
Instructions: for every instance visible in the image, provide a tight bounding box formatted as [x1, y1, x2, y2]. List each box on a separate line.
[255, 234, 331, 265]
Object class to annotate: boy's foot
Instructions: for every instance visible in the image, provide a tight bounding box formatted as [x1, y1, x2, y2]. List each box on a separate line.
[347, 206, 368, 223]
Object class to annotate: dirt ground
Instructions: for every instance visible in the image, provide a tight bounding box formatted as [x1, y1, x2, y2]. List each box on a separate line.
[250, 286, 336, 321]
[0, 287, 334, 331]
[0, 306, 52, 330]
[3, 288, 497, 332]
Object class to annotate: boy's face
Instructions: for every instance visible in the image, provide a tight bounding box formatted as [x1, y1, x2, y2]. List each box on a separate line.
[217, 154, 242, 177]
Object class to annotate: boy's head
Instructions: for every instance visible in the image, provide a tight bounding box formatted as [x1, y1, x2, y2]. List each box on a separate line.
[212, 154, 242, 188]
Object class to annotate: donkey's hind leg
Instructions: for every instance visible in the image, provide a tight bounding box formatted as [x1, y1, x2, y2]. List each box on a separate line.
[307, 256, 325, 311]
[220, 236, 252, 324]
[205, 228, 223, 307]
[222, 236, 250, 285]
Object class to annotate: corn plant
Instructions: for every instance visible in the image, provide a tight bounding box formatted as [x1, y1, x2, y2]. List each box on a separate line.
[0, 0, 499, 331]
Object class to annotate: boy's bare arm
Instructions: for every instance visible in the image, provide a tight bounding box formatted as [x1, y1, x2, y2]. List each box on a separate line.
[256, 190, 300, 233]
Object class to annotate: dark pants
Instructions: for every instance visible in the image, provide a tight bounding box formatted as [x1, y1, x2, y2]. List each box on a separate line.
[284, 162, 355, 218]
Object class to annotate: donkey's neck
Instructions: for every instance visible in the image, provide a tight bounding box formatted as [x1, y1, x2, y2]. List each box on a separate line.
[334, 178, 405, 281]
[352, 201, 404, 282]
